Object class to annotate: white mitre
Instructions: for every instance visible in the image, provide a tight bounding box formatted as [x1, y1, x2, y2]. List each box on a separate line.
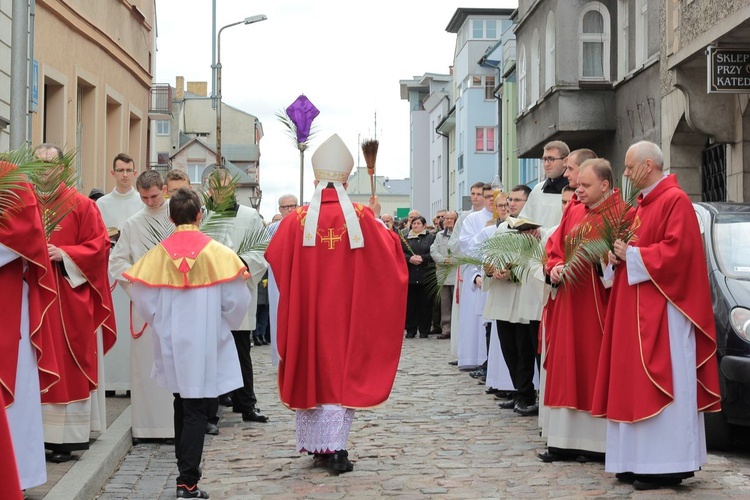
[303, 133, 364, 248]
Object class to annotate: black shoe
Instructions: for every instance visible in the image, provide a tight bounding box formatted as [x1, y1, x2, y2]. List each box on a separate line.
[493, 391, 514, 400]
[205, 423, 219, 435]
[218, 394, 233, 407]
[405, 333, 416, 339]
[176, 484, 210, 498]
[498, 399, 516, 409]
[514, 402, 539, 416]
[632, 478, 682, 491]
[48, 451, 73, 463]
[485, 388, 501, 395]
[448, 360, 458, 366]
[328, 449, 354, 473]
[616, 472, 637, 484]
[242, 409, 269, 423]
[419, 334, 429, 338]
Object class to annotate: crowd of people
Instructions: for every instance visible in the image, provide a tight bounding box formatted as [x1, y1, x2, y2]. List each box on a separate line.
[0, 137, 723, 497]
[410, 139, 721, 492]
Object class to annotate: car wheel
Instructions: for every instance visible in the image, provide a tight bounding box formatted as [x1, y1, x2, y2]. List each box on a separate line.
[705, 411, 732, 451]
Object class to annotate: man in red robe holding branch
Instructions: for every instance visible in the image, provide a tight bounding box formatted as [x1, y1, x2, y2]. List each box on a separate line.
[593, 141, 721, 491]
[540, 158, 622, 464]
[266, 133, 408, 473]
[36, 144, 116, 463]
[0, 160, 59, 489]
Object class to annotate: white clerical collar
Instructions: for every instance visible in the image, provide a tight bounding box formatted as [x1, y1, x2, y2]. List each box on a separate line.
[640, 174, 668, 199]
[146, 201, 169, 215]
[111, 187, 137, 198]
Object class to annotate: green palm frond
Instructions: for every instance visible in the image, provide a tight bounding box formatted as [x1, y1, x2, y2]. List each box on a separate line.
[234, 226, 270, 256]
[142, 216, 175, 253]
[480, 232, 546, 283]
[558, 221, 599, 286]
[275, 109, 317, 151]
[424, 253, 488, 302]
[12, 146, 81, 240]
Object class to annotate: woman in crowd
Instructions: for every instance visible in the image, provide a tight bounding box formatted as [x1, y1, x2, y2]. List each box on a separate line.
[402, 216, 436, 338]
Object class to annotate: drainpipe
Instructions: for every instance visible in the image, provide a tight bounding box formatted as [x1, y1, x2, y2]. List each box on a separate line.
[26, 0, 36, 143]
[435, 96, 451, 210]
[10, 0, 29, 148]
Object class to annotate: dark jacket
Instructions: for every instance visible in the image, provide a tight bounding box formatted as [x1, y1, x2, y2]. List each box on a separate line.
[402, 231, 436, 284]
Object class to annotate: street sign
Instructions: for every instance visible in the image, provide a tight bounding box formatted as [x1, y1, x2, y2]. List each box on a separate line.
[707, 46, 750, 94]
[31, 60, 39, 113]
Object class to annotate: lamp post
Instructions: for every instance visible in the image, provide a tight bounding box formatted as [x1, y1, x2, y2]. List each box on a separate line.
[248, 189, 262, 210]
[215, 14, 267, 167]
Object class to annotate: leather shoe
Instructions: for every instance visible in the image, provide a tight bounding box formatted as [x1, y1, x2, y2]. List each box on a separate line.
[242, 409, 269, 423]
[448, 360, 458, 366]
[514, 402, 539, 416]
[616, 472, 637, 484]
[537, 451, 561, 463]
[328, 449, 354, 473]
[218, 394, 233, 407]
[205, 423, 219, 435]
[48, 451, 73, 463]
[437, 333, 450, 339]
[498, 399, 516, 409]
[632, 478, 682, 490]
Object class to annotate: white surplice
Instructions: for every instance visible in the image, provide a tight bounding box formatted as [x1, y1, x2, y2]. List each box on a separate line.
[455, 208, 493, 368]
[603, 247, 707, 474]
[295, 405, 355, 453]
[130, 279, 248, 399]
[0, 246, 46, 489]
[97, 187, 144, 392]
[109, 202, 175, 438]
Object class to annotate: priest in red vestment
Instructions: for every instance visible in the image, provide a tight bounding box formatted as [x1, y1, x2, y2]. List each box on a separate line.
[592, 141, 721, 491]
[0, 161, 59, 489]
[540, 158, 622, 464]
[266, 133, 408, 473]
[35, 144, 116, 463]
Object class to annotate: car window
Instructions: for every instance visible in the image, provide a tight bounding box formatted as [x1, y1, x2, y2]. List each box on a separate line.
[713, 215, 750, 280]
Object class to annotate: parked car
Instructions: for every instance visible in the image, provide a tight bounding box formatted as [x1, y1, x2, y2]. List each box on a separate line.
[693, 202, 750, 450]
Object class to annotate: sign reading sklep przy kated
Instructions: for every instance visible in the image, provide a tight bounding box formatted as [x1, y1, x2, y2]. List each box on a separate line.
[707, 46, 750, 94]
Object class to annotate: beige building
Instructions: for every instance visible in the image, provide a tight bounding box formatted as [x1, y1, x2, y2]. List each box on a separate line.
[662, 0, 750, 202]
[31, 0, 154, 194]
[346, 167, 411, 218]
[150, 77, 262, 207]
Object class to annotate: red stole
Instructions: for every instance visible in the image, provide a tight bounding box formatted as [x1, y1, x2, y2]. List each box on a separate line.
[42, 191, 116, 404]
[266, 188, 408, 410]
[592, 175, 721, 422]
[0, 167, 59, 406]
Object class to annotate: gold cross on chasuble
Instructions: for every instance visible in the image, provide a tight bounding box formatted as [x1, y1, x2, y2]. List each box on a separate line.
[319, 227, 344, 250]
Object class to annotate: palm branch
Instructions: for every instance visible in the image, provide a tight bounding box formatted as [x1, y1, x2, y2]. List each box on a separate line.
[555, 220, 602, 287]
[479, 231, 546, 283]
[142, 215, 175, 252]
[13, 146, 80, 240]
[275, 109, 317, 151]
[0, 160, 35, 227]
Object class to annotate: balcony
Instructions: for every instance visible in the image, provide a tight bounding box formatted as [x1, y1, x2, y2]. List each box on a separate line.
[516, 88, 615, 157]
[149, 84, 172, 118]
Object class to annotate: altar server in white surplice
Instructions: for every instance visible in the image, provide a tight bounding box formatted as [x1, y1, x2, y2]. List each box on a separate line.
[109, 170, 175, 439]
[97, 153, 143, 393]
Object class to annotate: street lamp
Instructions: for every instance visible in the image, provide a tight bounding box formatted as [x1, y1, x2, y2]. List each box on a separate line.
[215, 14, 267, 167]
[248, 188, 262, 210]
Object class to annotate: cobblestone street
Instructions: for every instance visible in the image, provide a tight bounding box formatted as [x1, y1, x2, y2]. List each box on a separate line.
[98, 337, 750, 499]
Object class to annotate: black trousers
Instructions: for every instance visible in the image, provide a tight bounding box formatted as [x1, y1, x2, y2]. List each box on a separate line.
[406, 283, 432, 336]
[231, 330, 258, 412]
[496, 320, 536, 405]
[529, 320, 541, 372]
[174, 394, 209, 487]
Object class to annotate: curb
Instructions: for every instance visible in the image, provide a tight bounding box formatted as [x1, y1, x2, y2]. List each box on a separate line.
[44, 406, 132, 499]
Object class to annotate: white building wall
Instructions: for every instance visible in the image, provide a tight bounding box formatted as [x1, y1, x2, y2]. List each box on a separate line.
[410, 109, 430, 217]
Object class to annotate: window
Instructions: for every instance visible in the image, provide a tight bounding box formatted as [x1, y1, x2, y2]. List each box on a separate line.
[475, 127, 496, 152]
[156, 119, 170, 136]
[518, 44, 527, 110]
[432, 159, 435, 181]
[157, 152, 170, 165]
[545, 12, 556, 90]
[618, 0, 630, 79]
[485, 76, 496, 100]
[437, 155, 442, 179]
[635, 0, 648, 66]
[579, 3, 611, 80]
[531, 29, 540, 102]
[187, 163, 204, 183]
[471, 19, 498, 39]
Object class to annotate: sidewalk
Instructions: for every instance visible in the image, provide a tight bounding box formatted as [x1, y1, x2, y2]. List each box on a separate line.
[25, 395, 132, 500]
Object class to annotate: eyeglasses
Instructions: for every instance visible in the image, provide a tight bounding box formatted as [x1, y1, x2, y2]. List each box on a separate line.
[114, 168, 135, 174]
[280, 204, 298, 210]
[507, 197, 527, 203]
[541, 156, 565, 163]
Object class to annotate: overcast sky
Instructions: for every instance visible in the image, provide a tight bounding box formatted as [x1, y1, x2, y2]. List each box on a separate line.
[154, 0, 517, 218]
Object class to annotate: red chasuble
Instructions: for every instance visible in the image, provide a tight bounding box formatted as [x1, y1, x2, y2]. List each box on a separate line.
[0, 163, 59, 406]
[592, 175, 721, 422]
[0, 392, 23, 499]
[41, 190, 116, 405]
[266, 188, 408, 410]
[543, 191, 622, 411]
